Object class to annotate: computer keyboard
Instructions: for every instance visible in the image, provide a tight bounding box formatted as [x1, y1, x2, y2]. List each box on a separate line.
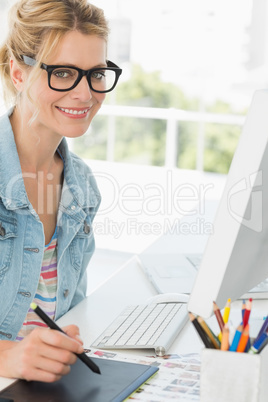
[92, 302, 188, 356]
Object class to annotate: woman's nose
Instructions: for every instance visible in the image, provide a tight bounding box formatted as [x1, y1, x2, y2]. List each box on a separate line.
[70, 76, 93, 101]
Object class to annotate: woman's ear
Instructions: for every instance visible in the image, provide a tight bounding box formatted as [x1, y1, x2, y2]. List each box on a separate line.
[10, 57, 26, 91]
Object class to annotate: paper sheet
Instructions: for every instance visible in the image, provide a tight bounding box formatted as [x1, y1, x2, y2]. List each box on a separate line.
[85, 348, 200, 401]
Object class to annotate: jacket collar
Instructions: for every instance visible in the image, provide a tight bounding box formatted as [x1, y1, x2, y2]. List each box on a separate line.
[0, 110, 100, 214]
[0, 110, 29, 209]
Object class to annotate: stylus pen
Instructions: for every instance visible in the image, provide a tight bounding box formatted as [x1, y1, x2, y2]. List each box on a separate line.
[30, 302, 101, 374]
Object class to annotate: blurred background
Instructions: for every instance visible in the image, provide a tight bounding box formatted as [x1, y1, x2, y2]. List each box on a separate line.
[1, 0, 268, 290]
[1, 0, 268, 174]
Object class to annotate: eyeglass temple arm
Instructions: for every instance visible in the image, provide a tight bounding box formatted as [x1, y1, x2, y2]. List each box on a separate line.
[23, 55, 120, 69]
[22, 55, 37, 67]
[107, 60, 121, 70]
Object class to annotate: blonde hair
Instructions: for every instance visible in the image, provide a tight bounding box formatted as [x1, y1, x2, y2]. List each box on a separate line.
[0, 0, 109, 107]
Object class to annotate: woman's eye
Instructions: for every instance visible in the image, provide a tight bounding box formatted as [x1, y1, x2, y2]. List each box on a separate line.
[53, 69, 74, 79]
[92, 71, 105, 80]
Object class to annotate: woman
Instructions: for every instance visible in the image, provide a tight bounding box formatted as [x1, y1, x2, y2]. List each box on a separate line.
[0, 0, 122, 382]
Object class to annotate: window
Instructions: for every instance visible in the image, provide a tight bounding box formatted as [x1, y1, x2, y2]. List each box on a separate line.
[1, 0, 265, 173]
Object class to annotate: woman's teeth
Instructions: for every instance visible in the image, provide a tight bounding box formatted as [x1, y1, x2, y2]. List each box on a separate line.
[58, 107, 88, 115]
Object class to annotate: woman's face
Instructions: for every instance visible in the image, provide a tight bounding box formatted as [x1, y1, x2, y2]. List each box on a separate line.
[23, 31, 107, 139]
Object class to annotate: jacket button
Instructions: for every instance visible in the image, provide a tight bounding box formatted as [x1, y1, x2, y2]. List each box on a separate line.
[19, 291, 31, 297]
[0, 225, 6, 237]
[0, 331, 12, 339]
[24, 248, 40, 253]
[63, 289, 69, 298]
[84, 221, 90, 234]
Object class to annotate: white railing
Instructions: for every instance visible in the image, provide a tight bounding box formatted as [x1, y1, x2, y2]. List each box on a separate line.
[0, 93, 246, 171]
[95, 105, 245, 171]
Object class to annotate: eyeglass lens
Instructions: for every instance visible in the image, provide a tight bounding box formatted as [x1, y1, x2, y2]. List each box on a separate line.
[50, 67, 117, 92]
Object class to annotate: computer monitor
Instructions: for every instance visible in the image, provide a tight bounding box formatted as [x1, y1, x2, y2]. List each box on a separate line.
[188, 89, 268, 318]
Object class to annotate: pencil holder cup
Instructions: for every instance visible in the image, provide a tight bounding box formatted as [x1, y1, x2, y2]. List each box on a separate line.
[200, 347, 268, 402]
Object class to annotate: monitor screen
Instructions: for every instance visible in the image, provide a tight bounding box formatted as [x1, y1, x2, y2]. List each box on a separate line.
[188, 89, 268, 318]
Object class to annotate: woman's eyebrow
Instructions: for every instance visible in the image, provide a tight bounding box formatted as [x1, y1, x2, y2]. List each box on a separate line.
[50, 61, 108, 68]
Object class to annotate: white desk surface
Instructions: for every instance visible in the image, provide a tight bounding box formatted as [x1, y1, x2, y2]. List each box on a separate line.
[1, 255, 268, 393]
[58, 255, 268, 351]
[58, 256, 202, 354]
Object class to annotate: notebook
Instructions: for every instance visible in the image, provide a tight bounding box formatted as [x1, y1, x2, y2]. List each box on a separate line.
[0, 357, 159, 402]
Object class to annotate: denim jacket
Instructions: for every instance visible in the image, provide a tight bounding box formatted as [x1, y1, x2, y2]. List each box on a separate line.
[0, 110, 101, 340]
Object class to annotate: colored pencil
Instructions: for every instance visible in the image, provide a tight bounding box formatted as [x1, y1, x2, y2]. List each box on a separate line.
[189, 313, 214, 348]
[242, 298, 252, 328]
[255, 316, 268, 343]
[213, 301, 224, 333]
[220, 323, 229, 351]
[256, 333, 268, 354]
[218, 298, 231, 341]
[229, 324, 243, 352]
[241, 299, 246, 319]
[222, 298, 231, 323]
[236, 324, 250, 353]
[245, 337, 251, 353]
[248, 331, 268, 354]
[197, 316, 221, 349]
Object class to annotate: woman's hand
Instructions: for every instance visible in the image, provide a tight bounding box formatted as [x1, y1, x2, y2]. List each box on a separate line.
[0, 325, 84, 382]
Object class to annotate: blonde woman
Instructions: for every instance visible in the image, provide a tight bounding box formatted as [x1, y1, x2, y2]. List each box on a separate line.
[0, 0, 122, 382]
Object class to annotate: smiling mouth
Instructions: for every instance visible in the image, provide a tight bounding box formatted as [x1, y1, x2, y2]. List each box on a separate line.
[56, 106, 90, 116]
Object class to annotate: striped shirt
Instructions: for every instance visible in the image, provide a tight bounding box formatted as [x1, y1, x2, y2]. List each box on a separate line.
[16, 232, 58, 341]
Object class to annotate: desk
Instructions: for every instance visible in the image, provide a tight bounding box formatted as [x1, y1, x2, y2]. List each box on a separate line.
[57, 255, 268, 350]
[1, 256, 267, 397]
[0, 256, 200, 396]
[57, 256, 202, 355]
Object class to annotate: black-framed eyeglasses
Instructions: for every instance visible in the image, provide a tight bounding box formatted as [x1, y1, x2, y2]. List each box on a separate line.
[21, 55, 122, 93]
